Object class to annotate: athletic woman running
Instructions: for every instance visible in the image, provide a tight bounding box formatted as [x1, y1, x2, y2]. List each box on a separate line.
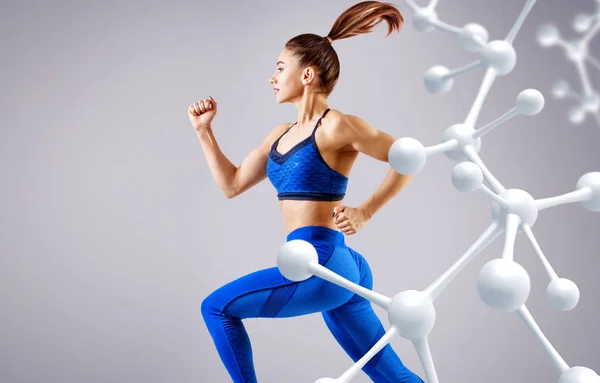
[190, 2, 423, 382]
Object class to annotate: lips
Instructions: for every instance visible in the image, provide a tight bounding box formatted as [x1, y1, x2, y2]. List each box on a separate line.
[274, 88, 279, 95]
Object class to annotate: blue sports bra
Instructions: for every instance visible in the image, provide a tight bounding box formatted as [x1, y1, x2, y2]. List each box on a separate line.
[266, 109, 349, 201]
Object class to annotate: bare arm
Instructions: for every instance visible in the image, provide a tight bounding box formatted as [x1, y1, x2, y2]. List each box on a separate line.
[196, 123, 289, 199]
[343, 114, 415, 219]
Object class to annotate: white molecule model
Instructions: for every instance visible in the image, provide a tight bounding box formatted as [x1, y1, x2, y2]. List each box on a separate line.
[536, 1, 600, 129]
[276, 1, 600, 383]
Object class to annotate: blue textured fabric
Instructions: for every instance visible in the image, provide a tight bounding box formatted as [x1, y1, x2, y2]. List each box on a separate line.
[266, 109, 349, 201]
[201, 226, 425, 383]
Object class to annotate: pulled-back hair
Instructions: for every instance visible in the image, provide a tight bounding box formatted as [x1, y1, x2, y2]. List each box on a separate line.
[285, 1, 404, 96]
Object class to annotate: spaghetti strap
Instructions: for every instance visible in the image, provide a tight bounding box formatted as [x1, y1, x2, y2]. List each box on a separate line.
[272, 109, 331, 151]
[311, 108, 331, 136]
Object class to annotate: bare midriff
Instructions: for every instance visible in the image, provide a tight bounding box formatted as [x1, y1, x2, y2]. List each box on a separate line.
[279, 199, 343, 236]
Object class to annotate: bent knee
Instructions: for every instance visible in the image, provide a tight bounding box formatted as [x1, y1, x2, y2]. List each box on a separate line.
[200, 295, 212, 319]
[200, 290, 225, 319]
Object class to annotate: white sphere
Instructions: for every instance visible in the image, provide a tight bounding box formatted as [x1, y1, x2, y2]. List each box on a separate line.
[547, 278, 580, 311]
[491, 189, 538, 229]
[451, 162, 484, 192]
[277, 240, 318, 281]
[412, 8, 437, 33]
[423, 65, 454, 94]
[537, 24, 560, 47]
[314, 379, 337, 383]
[441, 124, 481, 162]
[582, 93, 600, 113]
[566, 40, 587, 62]
[559, 366, 600, 383]
[387, 290, 436, 340]
[576, 172, 600, 212]
[516, 89, 545, 116]
[460, 23, 489, 53]
[480, 40, 517, 76]
[568, 105, 586, 125]
[552, 80, 570, 99]
[477, 259, 531, 312]
[573, 13, 593, 33]
[388, 137, 427, 175]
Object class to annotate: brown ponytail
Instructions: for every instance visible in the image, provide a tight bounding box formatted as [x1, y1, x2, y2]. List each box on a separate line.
[285, 1, 404, 96]
[327, 1, 403, 42]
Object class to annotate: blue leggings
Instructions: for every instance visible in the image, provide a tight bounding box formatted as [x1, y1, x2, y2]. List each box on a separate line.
[201, 226, 424, 383]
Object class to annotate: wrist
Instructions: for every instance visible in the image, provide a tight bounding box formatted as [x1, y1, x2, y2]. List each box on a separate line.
[358, 200, 376, 220]
[196, 124, 212, 135]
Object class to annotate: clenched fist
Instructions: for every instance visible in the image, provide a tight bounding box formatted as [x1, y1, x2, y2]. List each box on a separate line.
[188, 96, 217, 133]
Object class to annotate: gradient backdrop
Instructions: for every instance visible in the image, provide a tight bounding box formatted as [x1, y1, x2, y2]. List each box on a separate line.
[2, 0, 599, 382]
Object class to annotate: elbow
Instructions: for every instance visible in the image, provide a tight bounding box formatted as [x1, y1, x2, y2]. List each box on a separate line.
[223, 189, 237, 199]
[223, 171, 239, 199]
[223, 183, 241, 199]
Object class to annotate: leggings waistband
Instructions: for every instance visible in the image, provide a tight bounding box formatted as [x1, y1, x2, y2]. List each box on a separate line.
[286, 225, 346, 247]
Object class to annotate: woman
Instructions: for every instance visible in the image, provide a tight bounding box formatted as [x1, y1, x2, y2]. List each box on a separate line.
[190, 2, 423, 382]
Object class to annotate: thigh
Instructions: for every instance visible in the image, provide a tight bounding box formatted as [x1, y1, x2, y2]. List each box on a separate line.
[275, 244, 361, 317]
[203, 266, 291, 319]
[205, 245, 361, 319]
[320, 247, 381, 341]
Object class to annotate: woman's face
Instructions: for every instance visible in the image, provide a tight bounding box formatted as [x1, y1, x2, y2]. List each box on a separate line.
[269, 49, 304, 103]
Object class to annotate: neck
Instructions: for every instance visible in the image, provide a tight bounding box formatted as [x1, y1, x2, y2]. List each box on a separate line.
[292, 92, 329, 126]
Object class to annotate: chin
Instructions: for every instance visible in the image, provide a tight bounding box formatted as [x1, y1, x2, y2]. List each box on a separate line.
[276, 91, 291, 103]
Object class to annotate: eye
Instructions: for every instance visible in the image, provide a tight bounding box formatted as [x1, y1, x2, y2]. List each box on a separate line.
[277, 68, 284, 72]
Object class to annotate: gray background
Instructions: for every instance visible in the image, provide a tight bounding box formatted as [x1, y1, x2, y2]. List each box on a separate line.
[2, 0, 599, 382]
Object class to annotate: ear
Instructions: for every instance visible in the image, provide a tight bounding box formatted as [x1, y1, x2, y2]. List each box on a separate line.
[302, 67, 316, 85]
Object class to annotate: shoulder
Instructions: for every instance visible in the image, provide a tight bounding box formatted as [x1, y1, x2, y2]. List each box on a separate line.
[316, 110, 366, 151]
[324, 110, 369, 129]
[317, 109, 347, 136]
[327, 111, 396, 159]
[324, 109, 345, 127]
[324, 110, 375, 138]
